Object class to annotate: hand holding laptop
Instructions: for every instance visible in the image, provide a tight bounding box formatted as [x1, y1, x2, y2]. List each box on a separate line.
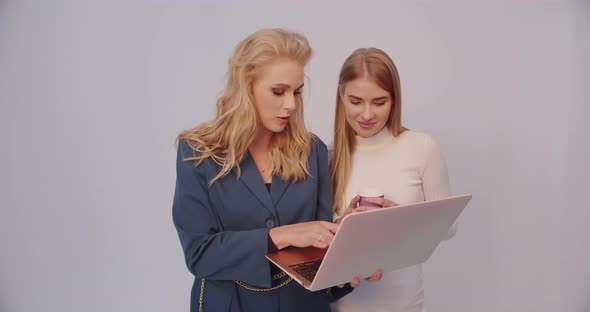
[341, 269, 383, 288]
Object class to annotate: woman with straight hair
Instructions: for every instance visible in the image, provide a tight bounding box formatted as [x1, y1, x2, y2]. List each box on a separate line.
[330, 48, 457, 312]
[173, 29, 377, 312]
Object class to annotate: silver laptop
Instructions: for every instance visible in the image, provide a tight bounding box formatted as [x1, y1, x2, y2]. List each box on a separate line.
[266, 194, 472, 291]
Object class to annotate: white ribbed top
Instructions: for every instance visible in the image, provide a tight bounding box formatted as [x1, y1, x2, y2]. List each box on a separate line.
[332, 128, 454, 312]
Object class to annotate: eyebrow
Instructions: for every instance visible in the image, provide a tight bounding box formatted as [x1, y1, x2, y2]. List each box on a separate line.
[372, 96, 389, 102]
[272, 83, 305, 90]
[347, 95, 389, 101]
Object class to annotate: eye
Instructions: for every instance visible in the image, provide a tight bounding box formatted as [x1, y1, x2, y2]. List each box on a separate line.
[350, 100, 362, 105]
[294, 90, 303, 96]
[272, 89, 285, 96]
[374, 101, 387, 106]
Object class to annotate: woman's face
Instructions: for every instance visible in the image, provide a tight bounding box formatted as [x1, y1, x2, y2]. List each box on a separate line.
[252, 58, 304, 135]
[341, 77, 392, 138]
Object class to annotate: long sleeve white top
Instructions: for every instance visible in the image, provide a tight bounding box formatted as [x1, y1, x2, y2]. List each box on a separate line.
[331, 128, 455, 312]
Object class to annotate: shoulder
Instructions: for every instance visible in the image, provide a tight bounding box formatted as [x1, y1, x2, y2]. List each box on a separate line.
[309, 133, 328, 155]
[176, 140, 215, 177]
[395, 130, 440, 152]
[308, 134, 330, 171]
[397, 130, 431, 143]
[177, 139, 205, 164]
[177, 139, 196, 158]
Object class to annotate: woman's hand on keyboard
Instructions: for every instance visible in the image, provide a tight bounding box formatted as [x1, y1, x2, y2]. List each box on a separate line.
[269, 221, 339, 250]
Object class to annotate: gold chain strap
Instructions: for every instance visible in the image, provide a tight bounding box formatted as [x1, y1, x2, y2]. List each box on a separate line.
[199, 279, 205, 312]
[199, 272, 291, 311]
[272, 272, 288, 279]
[233, 272, 292, 292]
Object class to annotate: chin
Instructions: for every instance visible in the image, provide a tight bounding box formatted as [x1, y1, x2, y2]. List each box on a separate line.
[270, 124, 288, 133]
[354, 128, 377, 138]
[259, 121, 287, 134]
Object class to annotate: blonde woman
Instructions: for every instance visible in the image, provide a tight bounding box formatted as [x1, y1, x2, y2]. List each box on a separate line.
[173, 29, 376, 312]
[329, 48, 456, 312]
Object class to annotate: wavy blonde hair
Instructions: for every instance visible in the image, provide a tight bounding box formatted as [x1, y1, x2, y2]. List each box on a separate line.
[177, 29, 313, 185]
[330, 48, 406, 212]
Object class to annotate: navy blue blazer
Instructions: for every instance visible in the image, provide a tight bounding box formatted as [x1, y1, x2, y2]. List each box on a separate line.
[173, 136, 333, 312]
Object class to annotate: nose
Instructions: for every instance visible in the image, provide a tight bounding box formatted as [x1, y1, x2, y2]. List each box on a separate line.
[284, 94, 297, 112]
[360, 103, 374, 120]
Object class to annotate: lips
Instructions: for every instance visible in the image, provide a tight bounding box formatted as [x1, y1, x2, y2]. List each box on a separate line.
[358, 121, 375, 129]
[278, 116, 290, 123]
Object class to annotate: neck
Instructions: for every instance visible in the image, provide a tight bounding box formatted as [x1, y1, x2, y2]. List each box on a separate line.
[356, 126, 392, 149]
[250, 127, 273, 152]
[249, 127, 274, 183]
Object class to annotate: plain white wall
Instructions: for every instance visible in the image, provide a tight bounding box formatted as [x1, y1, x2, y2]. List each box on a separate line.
[0, 0, 587, 311]
[561, 1, 590, 311]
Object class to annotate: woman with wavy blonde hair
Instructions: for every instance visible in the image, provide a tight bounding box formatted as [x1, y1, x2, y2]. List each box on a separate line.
[173, 29, 369, 312]
[177, 29, 314, 185]
[330, 48, 456, 312]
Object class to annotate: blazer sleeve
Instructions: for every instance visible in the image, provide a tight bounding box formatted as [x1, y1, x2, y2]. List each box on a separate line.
[172, 141, 273, 287]
[314, 138, 333, 223]
[421, 134, 457, 240]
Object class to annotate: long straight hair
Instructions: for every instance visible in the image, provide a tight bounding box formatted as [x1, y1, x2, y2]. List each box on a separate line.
[178, 29, 313, 185]
[330, 48, 406, 212]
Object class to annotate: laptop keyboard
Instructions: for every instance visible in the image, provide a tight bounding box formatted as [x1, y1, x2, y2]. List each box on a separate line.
[289, 259, 322, 282]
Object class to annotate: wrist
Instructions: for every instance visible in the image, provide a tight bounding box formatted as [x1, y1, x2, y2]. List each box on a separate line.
[269, 226, 291, 250]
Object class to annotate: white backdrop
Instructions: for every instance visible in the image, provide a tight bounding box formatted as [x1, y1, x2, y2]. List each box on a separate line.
[1, 0, 588, 311]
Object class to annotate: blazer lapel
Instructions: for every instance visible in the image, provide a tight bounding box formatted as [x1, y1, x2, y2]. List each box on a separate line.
[270, 174, 290, 207]
[239, 152, 276, 215]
